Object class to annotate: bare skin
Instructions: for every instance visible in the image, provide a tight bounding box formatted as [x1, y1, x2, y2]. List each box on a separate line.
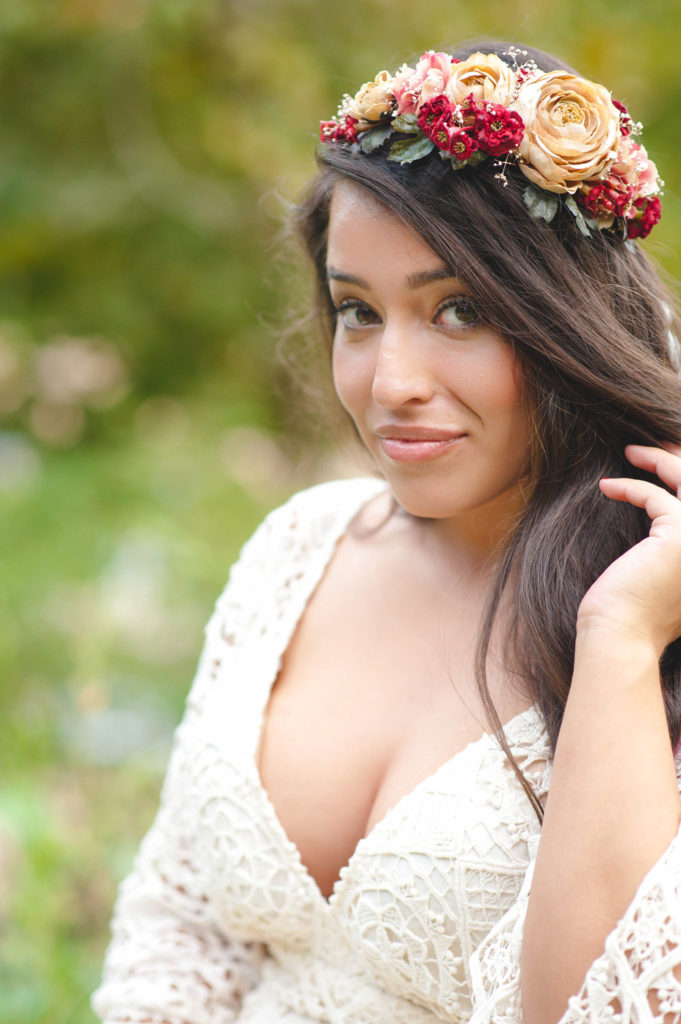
[259, 180, 534, 900]
[260, 182, 681, 1021]
[258, 492, 531, 900]
[522, 444, 681, 1023]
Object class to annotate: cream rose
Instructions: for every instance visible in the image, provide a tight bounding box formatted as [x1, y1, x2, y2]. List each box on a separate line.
[511, 70, 620, 194]
[445, 52, 517, 108]
[341, 70, 396, 130]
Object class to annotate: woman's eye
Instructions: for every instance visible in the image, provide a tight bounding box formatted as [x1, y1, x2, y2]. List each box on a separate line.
[435, 296, 481, 329]
[336, 301, 379, 329]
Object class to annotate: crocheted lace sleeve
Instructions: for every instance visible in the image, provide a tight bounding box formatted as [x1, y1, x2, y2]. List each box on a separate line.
[90, 693, 265, 1024]
[469, 761, 681, 1024]
[91, 479, 382, 1024]
[90, 487, 318, 1024]
[91, 623, 269, 1024]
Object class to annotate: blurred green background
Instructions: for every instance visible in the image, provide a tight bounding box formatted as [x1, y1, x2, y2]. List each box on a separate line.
[1, 1, 680, 1020]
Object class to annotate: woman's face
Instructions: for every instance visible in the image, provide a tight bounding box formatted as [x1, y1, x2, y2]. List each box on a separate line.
[327, 180, 531, 531]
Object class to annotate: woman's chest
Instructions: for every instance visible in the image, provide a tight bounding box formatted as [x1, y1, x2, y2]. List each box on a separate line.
[187, 695, 547, 1021]
[256, 565, 533, 902]
[257, 652, 512, 900]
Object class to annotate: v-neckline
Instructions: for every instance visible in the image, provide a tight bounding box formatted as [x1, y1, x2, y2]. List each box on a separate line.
[246, 479, 543, 908]
[256, 703, 541, 908]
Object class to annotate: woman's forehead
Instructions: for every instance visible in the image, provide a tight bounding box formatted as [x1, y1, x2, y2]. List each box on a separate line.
[327, 182, 446, 277]
[327, 179, 389, 227]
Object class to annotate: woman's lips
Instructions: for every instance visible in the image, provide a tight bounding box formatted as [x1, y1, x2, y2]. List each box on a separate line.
[375, 429, 466, 463]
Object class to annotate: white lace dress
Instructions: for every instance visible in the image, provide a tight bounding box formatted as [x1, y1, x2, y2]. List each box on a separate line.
[92, 478, 681, 1024]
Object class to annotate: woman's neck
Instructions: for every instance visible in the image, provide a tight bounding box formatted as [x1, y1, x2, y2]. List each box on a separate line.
[420, 478, 529, 565]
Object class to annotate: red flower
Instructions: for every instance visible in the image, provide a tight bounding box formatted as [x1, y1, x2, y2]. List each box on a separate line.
[626, 195, 662, 239]
[613, 99, 632, 137]
[428, 123, 451, 150]
[320, 120, 340, 142]
[474, 103, 525, 156]
[417, 95, 454, 136]
[448, 126, 478, 161]
[581, 181, 634, 219]
[319, 116, 359, 143]
[460, 93, 484, 123]
[417, 95, 460, 152]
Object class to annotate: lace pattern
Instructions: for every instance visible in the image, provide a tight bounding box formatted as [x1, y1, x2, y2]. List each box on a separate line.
[92, 699, 265, 1024]
[93, 478, 681, 1024]
[470, 763, 681, 1024]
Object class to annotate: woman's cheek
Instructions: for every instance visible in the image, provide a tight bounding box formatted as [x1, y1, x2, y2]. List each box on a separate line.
[332, 343, 369, 419]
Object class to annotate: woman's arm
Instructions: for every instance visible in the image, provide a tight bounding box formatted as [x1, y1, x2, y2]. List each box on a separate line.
[521, 444, 681, 1024]
[91, 644, 264, 1024]
[90, 493, 295, 1024]
[92, 479, 375, 1024]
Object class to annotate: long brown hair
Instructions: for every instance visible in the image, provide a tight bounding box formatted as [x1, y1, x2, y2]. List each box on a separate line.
[294, 42, 681, 819]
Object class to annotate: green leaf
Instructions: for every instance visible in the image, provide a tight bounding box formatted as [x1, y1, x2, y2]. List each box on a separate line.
[465, 149, 488, 167]
[523, 184, 559, 224]
[564, 195, 595, 238]
[392, 112, 419, 133]
[387, 134, 435, 164]
[359, 125, 394, 153]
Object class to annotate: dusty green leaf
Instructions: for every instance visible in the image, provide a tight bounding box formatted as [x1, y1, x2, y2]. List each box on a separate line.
[359, 125, 394, 153]
[388, 134, 435, 163]
[564, 195, 596, 238]
[523, 184, 559, 223]
[392, 113, 419, 133]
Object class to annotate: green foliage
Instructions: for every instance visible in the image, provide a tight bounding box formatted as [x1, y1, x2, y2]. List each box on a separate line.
[523, 182, 560, 223]
[358, 124, 394, 152]
[392, 113, 419, 133]
[1, 0, 681, 1020]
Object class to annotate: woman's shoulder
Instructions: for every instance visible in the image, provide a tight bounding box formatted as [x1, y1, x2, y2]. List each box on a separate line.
[213, 476, 389, 612]
[270, 475, 389, 522]
[190, 477, 390, 694]
[240, 475, 389, 557]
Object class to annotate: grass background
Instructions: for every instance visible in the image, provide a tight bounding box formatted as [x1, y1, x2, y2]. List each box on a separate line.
[2, 1, 680, 1020]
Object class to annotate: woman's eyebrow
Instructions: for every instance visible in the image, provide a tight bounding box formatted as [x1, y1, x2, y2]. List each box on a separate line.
[326, 269, 368, 287]
[406, 267, 459, 289]
[326, 266, 459, 289]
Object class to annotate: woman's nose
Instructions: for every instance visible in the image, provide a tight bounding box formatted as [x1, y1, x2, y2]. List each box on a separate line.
[371, 323, 434, 408]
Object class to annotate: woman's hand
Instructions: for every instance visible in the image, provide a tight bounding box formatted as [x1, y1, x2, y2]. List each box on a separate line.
[578, 443, 681, 654]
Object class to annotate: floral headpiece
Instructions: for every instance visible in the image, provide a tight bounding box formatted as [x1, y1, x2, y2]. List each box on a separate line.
[320, 50, 662, 239]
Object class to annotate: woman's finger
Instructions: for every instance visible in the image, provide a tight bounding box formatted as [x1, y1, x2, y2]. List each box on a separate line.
[624, 444, 681, 495]
[599, 475, 681, 521]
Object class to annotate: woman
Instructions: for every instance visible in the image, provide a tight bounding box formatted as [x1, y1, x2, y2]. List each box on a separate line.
[93, 41, 681, 1024]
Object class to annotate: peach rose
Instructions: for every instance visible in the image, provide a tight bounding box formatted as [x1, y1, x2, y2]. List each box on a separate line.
[512, 70, 620, 194]
[445, 52, 517, 108]
[341, 71, 396, 130]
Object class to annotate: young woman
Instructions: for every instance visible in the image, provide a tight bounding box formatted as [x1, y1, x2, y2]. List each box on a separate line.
[93, 41, 681, 1024]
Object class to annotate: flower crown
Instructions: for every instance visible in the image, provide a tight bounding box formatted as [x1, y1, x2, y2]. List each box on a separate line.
[320, 50, 662, 240]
